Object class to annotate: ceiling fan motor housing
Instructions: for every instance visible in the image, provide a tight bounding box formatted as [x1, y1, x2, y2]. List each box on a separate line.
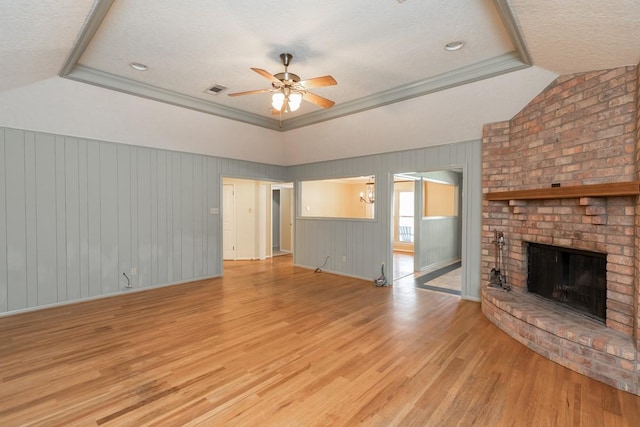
[276, 53, 299, 83]
[274, 72, 300, 83]
[280, 53, 293, 67]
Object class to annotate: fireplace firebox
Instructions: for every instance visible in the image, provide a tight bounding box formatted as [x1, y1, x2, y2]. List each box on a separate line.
[527, 243, 606, 322]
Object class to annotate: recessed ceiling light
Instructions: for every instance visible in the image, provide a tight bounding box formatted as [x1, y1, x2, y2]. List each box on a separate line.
[129, 62, 148, 71]
[444, 41, 464, 51]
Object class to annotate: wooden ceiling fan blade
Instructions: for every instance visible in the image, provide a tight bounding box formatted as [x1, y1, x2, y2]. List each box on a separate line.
[303, 92, 335, 109]
[251, 68, 282, 85]
[298, 75, 337, 88]
[227, 88, 271, 97]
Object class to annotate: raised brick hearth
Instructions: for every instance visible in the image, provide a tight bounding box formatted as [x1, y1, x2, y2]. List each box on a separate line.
[481, 65, 640, 395]
[482, 288, 637, 394]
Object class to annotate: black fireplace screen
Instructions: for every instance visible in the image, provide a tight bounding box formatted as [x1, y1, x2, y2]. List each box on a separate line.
[527, 243, 606, 321]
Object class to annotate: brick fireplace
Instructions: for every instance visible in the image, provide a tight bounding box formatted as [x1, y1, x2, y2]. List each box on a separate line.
[481, 65, 640, 394]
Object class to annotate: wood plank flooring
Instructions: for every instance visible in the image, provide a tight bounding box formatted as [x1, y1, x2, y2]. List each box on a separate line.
[1, 255, 639, 426]
[393, 251, 414, 280]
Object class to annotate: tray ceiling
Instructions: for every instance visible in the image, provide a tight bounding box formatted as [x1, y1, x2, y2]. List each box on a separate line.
[3, 1, 639, 133]
[60, 0, 528, 131]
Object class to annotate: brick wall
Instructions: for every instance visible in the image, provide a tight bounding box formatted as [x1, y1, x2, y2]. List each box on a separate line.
[636, 64, 640, 350]
[482, 65, 639, 338]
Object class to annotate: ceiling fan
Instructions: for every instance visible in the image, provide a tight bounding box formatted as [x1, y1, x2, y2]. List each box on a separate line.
[228, 53, 337, 114]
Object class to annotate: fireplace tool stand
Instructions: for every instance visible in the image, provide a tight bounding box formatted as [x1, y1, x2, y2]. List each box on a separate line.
[489, 230, 510, 291]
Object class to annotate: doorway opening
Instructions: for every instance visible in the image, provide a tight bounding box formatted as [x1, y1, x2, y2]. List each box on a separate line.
[272, 183, 293, 257]
[392, 170, 463, 296]
[222, 178, 293, 263]
[392, 177, 415, 279]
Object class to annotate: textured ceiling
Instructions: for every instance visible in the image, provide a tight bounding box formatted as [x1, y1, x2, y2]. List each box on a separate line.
[0, 0, 95, 91]
[61, 0, 526, 130]
[510, 0, 640, 74]
[1, 1, 639, 133]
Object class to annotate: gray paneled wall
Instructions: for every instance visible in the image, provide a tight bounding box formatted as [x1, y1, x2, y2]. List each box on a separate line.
[289, 140, 482, 300]
[417, 217, 461, 269]
[415, 170, 463, 271]
[0, 125, 482, 313]
[0, 127, 286, 314]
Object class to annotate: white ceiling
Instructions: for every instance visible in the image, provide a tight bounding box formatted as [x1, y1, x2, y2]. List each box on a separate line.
[0, 1, 639, 159]
[60, 0, 525, 131]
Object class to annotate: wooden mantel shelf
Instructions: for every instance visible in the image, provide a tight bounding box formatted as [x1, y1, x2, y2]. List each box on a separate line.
[485, 181, 640, 201]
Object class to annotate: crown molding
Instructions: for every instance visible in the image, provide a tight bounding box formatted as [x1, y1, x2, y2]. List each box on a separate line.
[492, 0, 533, 65]
[280, 52, 528, 131]
[59, 0, 533, 132]
[63, 65, 281, 130]
[59, 0, 116, 77]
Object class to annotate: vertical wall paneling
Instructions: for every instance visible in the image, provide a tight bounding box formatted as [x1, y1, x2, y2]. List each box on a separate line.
[150, 148, 158, 286]
[24, 132, 38, 307]
[418, 217, 459, 268]
[193, 156, 204, 276]
[86, 140, 102, 297]
[137, 148, 152, 287]
[0, 130, 8, 312]
[4, 127, 481, 307]
[99, 142, 118, 294]
[165, 152, 174, 282]
[78, 140, 91, 297]
[291, 140, 482, 299]
[4, 129, 27, 310]
[171, 152, 181, 281]
[55, 136, 67, 302]
[117, 144, 131, 290]
[4, 126, 287, 314]
[35, 132, 58, 305]
[202, 159, 209, 275]
[156, 150, 168, 284]
[65, 138, 81, 300]
[0, 125, 397, 314]
[207, 162, 220, 276]
[78, 140, 90, 298]
[415, 170, 463, 271]
[181, 154, 194, 278]
[129, 147, 139, 287]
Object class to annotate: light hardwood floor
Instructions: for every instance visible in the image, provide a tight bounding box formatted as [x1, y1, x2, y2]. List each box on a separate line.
[393, 251, 414, 280]
[1, 256, 639, 426]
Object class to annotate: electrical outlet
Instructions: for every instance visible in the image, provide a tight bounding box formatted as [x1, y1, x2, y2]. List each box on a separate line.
[342, 255, 347, 262]
[131, 267, 137, 275]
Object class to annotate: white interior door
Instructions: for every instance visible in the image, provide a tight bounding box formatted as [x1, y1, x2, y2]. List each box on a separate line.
[223, 184, 236, 260]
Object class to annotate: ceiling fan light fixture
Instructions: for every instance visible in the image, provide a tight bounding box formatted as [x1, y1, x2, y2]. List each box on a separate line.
[271, 92, 285, 110]
[229, 53, 336, 114]
[289, 92, 303, 111]
[272, 91, 303, 112]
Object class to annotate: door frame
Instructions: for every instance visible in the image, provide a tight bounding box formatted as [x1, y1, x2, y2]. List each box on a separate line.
[222, 183, 236, 261]
[388, 165, 467, 297]
[270, 182, 294, 257]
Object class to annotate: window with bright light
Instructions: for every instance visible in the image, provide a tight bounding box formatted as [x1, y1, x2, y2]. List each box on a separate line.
[398, 191, 414, 242]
